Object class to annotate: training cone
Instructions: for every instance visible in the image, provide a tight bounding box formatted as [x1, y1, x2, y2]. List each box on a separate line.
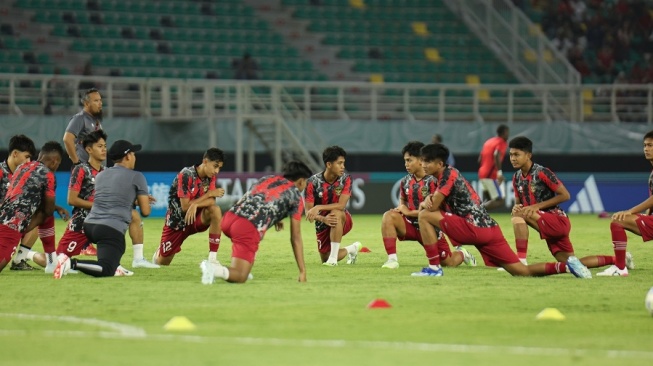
[367, 299, 392, 309]
[163, 316, 197, 331]
[360, 247, 371, 253]
[535, 308, 566, 321]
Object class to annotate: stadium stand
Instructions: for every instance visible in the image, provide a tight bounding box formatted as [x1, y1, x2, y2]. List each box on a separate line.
[518, 0, 653, 84]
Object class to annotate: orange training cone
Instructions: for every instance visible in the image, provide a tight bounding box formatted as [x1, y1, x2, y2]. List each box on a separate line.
[360, 247, 371, 253]
[367, 299, 392, 309]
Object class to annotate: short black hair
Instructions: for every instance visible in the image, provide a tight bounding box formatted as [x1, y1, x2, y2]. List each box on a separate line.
[402, 141, 424, 157]
[203, 148, 224, 163]
[39, 141, 64, 158]
[508, 136, 533, 153]
[82, 130, 108, 149]
[644, 130, 653, 141]
[322, 146, 346, 165]
[497, 124, 509, 136]
[81, 87, 100, 103]
[420, 143, 449, 163]
[282, 161, 312, 181]
[8, 134, 36, 157]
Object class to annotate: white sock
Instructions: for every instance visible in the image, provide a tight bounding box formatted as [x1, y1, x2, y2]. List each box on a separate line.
[132, 244, 144, 260]
[208, 251, 217, 262]
[27, 250, 37, 261]
[345, 243, 358, 254]
[388, 253, 398, 261]
[328, 242, 340, 262]
[13, 245, 30, 263]
[429, 264, 441, 270]
[46, 252, 56, 265]
[215, 265, 229, 280]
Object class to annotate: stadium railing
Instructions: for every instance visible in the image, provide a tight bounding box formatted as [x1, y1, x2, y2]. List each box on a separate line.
[0, 73, 651, 124]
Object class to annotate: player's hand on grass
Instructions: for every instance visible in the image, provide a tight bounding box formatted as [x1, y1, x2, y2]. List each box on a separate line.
[185, 204, 198, 225]
[210, 188, 225, 198]
[55, 206, 70, 221]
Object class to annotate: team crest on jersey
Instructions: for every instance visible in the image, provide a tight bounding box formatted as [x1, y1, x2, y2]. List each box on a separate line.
[335, 186, 343, 196]
[421, 185, 429, 197]
[530, 182, 537, 193]
[202, 181, 209, 193]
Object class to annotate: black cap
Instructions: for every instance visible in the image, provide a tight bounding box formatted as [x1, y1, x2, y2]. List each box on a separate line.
[108, 140, 142, 161]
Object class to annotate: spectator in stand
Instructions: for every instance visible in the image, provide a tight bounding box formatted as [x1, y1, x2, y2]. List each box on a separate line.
[233, 53, 258, 80]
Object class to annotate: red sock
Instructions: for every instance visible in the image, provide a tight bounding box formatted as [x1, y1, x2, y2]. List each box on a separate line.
[516, 239, 528, 260]
[383, 237, 397, 255]
[209, 234, 220, 252]
[38, 216, 56, 253]
[610, 222, 627, 270]
[436, 236, 452, 259]
[595, 255, 615, 267]
[544, 262, 566, 275]
[423, 243, 441, 266]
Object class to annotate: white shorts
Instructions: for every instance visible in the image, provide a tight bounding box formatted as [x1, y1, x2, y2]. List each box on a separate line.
[479, 178, 505, 200]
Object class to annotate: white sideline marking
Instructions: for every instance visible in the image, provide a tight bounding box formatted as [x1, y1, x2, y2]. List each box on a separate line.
[0, 327, 652, 360]
[0, 313, 146, 338]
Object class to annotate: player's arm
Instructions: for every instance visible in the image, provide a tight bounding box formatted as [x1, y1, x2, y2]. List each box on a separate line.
[63, 132, 80, 164]
[618, 196, 653, 217]
[535, 185, 570, 211]
[181, 188, 224, 212]
[136, 194, 151, 217]
[427, 191, 446, 212]
[68, 189, 92, 209]
[493, 149, 503, 181]
[290, 216, 306, 282]
[311, 193, 350, 213]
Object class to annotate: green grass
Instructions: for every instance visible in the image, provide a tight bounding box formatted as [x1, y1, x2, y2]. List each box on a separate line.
[1, 214, 653, 365]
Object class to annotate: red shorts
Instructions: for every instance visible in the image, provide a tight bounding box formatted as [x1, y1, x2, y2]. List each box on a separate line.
[56, 228, 89, 257]
[635, 214, 653, 242]
[158, 210, 210, 257]
[316, 211, 353, 254]
[0, 224, 22, 264]
[537, 212, 574, 255]
[440, 213, 519, 266]
[221, 211, 260, 263]
[399, 216, 451, 257]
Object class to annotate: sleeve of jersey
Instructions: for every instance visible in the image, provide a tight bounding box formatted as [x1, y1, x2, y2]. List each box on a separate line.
[65, 116, 82, 135]
[134, 173, 149, 196]
[435, 170, 455, 197]
[304, 180, 315, 204]
[399, 177, 407, 202]
[512, 174, 518, 198]
[342, 176, 352, 195]
[68, 166, 85, 191]
[291, 195, 305, 221]
[46, 172, 56, 197]
[176, 171, 192, 198]
[540, 168, 561, 191]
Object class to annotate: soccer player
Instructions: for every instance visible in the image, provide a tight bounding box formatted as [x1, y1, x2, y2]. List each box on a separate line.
[200, 161, 311, 284]
[153, 148, 225, 266]
[381, 141, 476, 271]
[0, 141, 64, 273]
[478, 124, 509, 210]
[417, 143, 592, 278]
[305, 146, 361, 266]
[596, 130, 653, 277]
[54, 140, 151, 278]
[509, 136, 623, 271]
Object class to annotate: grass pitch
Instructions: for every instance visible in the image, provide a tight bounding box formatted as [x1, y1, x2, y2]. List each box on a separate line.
[1, 214, 652, 366]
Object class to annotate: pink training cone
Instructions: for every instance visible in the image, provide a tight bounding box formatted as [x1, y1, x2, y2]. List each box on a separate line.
[359, 247, 371, 253]
[367, 299, 392, 309]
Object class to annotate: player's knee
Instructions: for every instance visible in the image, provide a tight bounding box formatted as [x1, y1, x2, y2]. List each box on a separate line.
[382, 209, 398, 223]
[511, 216, 526, 225]
[208, 205, 222, 218]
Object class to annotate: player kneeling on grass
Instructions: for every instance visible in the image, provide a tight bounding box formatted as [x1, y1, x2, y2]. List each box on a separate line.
[305, 146, 361, 266]
[54, 140, 152, 278]
[508, 136, 625, 274]
[381, 141, 476, 272]
[416, 143, 592, 278]
[200, 161, 311, 284]
[153, 148, 225, 266]
[597, 130, 653, 277]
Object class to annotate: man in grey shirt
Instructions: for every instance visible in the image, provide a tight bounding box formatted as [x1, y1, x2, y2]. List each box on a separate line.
[63, 88, 103, 165]
[53, 140, 152, 278]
